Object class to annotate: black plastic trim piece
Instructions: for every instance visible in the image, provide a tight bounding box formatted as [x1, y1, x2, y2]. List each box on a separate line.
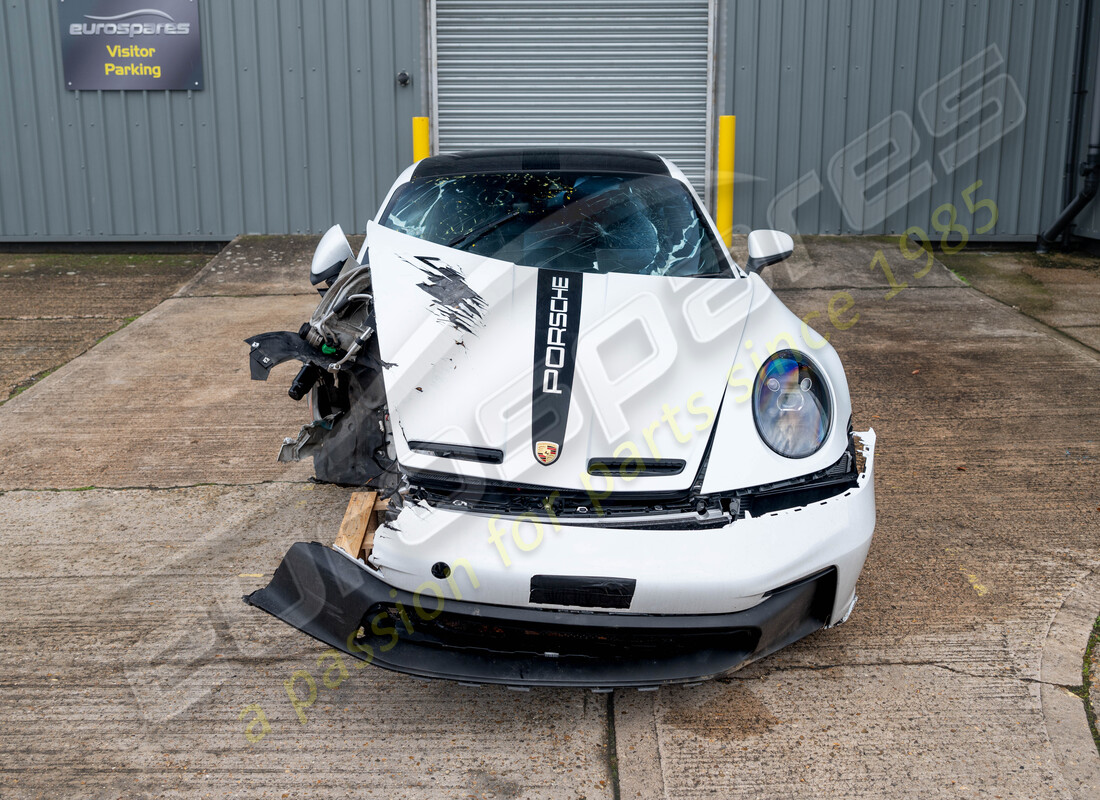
[586, 458, 686, 477]
[746, 250, 793, 273]
[407, 440, 504, 465]
[411, 147, 669, 180]
[762, 566, 835, 599]
[404, 437, 857, 522]
[310, 260, 343, 286]
[529, 574, 637, 609]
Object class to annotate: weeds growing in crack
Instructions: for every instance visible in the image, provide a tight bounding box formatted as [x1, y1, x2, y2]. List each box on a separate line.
[1072, 613, 1100, 755]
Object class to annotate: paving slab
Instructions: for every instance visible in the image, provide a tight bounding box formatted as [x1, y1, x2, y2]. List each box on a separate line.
[0, 294, 318, 489]
[936, 250, 1100, 347]
[0, 252, 207, 318]
[0, 317, 121, 398]
[0, 484, 613, 800]
[736, 234, 962, 290]
[1060, 325, 1100, 351]
[1042, 682, 1100, 800]
[650, 667, 1060, 799]
[179, 233, 364, 298]
[615, 693, 666, 800]
[0, 252, 208, 399]
[1041, 573, 1100, 799]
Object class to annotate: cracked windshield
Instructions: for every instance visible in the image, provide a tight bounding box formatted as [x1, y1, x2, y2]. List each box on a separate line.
[381, 172, 730, 277]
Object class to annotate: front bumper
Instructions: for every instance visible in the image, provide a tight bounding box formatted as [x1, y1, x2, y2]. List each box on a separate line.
[245, 542, 838, 688]
[244, 430, 875, 687]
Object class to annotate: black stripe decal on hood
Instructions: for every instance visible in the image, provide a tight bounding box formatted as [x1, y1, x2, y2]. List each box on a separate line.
[531, 269, 582, 466]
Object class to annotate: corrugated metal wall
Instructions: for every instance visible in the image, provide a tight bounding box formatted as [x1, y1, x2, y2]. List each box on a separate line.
[433, 0, 712, 193]
[2, 0, 1096, 241]
[0, 0, 425, 241]
[718, 0, 1083, 238]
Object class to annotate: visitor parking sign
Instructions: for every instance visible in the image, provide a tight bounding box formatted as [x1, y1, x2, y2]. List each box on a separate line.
[59, 0, 203, 90]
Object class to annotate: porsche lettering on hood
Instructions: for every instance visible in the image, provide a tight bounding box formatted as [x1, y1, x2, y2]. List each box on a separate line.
[531, 269, 581, 466]
[366, 222, 753, 493]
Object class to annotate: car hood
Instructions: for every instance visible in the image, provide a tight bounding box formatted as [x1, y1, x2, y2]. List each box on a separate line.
[366, 221, 753, 493]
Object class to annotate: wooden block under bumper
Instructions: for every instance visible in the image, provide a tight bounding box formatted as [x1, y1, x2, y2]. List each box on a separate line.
[332, 491, 377, 560]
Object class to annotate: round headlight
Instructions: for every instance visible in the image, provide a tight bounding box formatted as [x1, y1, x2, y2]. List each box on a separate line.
[752, 350, 831, 458]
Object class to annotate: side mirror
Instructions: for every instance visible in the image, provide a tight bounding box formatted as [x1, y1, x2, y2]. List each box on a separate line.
[745, 229, 794, 274]
[310, 224, 355, 286]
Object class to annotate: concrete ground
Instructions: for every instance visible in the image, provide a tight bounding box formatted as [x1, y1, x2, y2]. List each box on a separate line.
[0, 235, 1098, 799]
[933, 248, 1100, 352]
[0, 252, 207, 401]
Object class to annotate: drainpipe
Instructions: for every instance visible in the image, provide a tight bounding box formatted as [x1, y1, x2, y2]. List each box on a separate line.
[1063, 0, 1092, 213]
[1038, 22, 1100, 253]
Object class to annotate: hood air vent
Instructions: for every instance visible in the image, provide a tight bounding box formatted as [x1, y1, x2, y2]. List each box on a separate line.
[408, 441, 504, 465]
[586, 458, 687, 477]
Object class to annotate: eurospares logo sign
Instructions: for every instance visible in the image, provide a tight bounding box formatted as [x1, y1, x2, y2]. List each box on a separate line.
[59, 0, 203, 90]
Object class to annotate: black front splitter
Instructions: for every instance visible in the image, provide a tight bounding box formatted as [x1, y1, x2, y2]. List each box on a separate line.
[244, 541, 836, 688]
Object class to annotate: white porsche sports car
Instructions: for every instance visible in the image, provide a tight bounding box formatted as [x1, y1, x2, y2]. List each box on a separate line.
[244, 148, 876, 688]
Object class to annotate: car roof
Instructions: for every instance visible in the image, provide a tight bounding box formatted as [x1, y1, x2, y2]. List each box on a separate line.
[410, 147, 671, 180]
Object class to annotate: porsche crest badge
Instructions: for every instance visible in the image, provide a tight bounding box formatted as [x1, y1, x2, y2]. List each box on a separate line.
[535, 441, 559, 465]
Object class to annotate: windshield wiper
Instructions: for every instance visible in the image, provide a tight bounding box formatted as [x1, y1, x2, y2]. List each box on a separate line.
[446, 211, 524, 249]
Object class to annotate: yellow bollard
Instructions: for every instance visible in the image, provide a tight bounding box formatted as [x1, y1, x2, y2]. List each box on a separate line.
[716, 115, 736, 247]
[412, 116, 430, 162]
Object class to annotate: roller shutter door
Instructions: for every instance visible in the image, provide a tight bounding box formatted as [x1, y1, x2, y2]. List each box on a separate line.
[433, 0, 712, 193]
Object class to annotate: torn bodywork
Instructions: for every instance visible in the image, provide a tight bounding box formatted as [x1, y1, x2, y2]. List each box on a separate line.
[243, 149, 878, 688]
[246, 250, 398, 489]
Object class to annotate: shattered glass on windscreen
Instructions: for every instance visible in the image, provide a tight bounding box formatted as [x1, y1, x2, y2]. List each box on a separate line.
[381, 172, 729, 278]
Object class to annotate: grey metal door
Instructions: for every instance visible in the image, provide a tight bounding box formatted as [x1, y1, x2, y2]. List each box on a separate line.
[432, 0, 713, 193]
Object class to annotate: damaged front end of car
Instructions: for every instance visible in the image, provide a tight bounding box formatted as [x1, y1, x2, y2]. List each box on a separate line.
[246, 226, 401, 491]
[245, 432, 874, 689]
[243, 152, 876, 689]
